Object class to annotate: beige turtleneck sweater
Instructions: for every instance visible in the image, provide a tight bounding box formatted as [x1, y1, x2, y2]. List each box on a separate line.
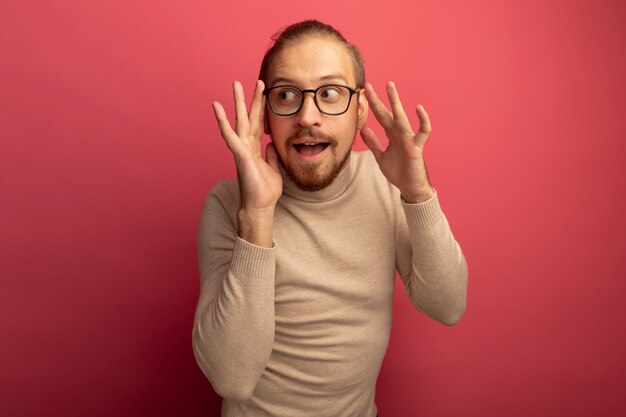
[193, 151, 468, 417]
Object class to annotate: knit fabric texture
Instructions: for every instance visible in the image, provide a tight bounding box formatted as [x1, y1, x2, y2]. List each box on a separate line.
[193, 151, 468, 417]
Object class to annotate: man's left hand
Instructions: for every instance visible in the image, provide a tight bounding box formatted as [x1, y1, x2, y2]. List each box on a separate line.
[361, 82, 435, 204]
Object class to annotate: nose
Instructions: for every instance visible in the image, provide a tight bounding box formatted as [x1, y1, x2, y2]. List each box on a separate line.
[296, 93, 322, 128]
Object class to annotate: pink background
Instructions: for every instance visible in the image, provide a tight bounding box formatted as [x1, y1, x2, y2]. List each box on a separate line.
[1, 0, 625, 416]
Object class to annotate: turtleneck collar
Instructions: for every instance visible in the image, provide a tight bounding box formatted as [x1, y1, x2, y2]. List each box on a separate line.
[279, 154, 354, 203]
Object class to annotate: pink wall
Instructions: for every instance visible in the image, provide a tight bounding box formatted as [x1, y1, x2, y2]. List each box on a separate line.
[2, 1, 625, 416]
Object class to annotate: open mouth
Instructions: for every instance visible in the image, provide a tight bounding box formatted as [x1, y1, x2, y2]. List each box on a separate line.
[293, 142, 330, 156]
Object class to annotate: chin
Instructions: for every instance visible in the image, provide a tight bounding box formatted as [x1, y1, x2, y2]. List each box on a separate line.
[288, 167, 337, 191]
[283, 151, 351, 192]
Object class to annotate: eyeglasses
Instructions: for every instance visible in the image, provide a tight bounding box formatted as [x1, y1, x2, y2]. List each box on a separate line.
[263, 84, 358, 116]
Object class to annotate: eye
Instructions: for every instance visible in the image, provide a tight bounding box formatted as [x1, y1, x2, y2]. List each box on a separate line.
[318, 86, 341, 100]
[276, 87, 300, 102]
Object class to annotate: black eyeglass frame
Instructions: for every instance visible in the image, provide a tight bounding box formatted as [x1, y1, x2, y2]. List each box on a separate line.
[263, 84, 359, 116]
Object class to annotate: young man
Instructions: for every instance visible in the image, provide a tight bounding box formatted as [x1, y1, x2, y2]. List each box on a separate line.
[193, 20, 468, 417]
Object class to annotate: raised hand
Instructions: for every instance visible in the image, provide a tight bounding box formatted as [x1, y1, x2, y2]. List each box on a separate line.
[361, 82, 435, 204]
[212, 80, 282, 246]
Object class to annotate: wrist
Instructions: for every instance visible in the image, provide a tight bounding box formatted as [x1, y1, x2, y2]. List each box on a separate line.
[401, 186, 435, 204]
[237, 207, 275, 248]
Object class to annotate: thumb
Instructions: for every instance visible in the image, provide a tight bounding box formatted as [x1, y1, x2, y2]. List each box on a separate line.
[265, 142, 280, 172]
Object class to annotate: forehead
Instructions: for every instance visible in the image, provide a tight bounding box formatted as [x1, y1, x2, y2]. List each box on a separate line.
[267, 37, 355, 87]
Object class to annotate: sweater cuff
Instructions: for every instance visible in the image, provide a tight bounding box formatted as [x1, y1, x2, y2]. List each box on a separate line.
[401, 188, 444, 230]
[231, 236, 276, 278]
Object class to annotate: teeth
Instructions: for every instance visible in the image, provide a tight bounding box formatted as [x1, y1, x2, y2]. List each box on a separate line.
[304, 142, 317, 146]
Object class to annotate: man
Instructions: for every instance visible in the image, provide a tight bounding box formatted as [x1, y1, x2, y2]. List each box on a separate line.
[193, 20, 468, 417]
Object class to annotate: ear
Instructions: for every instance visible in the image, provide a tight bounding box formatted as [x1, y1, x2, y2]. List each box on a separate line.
[356, 89, 368, 130]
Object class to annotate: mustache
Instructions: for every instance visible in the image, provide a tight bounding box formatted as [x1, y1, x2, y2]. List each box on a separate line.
[286, 129, 337, 147]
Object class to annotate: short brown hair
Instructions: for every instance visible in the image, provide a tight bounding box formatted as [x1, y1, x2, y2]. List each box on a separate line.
[258, 20, 365, 89]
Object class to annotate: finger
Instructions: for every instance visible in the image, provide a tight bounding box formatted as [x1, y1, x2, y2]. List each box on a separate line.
[212, 101, 242, 153]
[415, 104, 432, 147]
[360, 126, 385, 163]
[248, 80, 266, 135]
[364, 83, 394, 128]
[386, 82, 412, 132]
[233, 81, 249, 137]
[265, 142, 280, 172]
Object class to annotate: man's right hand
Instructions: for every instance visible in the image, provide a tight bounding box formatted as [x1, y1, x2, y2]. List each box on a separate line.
[212, 80, 282, 247]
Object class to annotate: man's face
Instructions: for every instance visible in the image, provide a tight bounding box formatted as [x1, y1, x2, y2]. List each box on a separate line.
[265, 36, 368, 191]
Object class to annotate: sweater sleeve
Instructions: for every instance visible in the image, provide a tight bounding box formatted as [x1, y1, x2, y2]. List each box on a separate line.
[192, 183, 276, 400]
[395, 189, 468, 326]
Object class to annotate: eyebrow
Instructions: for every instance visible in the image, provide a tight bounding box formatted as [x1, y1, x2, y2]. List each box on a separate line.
[270, 74, 350, 87]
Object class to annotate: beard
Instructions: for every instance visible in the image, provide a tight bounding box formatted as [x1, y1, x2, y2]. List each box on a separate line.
[274, 127, 356, 192]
